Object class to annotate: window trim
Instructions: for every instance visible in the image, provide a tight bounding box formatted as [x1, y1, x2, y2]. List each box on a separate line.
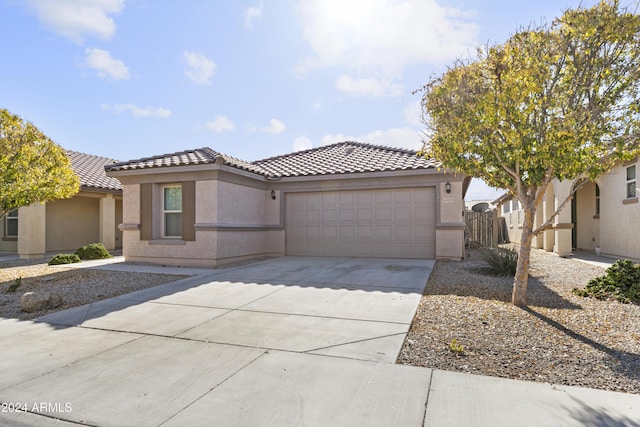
[626, 164, 636, 200]
[4, 209, 18, 240]
[162, 185, 183, 238]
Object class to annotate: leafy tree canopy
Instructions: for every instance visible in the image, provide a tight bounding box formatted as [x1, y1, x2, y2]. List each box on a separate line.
[419, 0, 640, 305]
[0, 109, 80, 220]
[421, 0, 640, 199]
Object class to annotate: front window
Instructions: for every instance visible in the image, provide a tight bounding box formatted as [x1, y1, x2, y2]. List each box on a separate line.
[5, 209, 18, 238]
[595, 184, 600, 215]
[163, 186, 182, 238]
[626, 165, 636, 199]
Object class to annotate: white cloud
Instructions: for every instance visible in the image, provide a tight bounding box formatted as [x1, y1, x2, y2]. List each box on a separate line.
[102, 103, 171, 118]
[292, 136, 313, 152]
[321, 127, 422, 151]
[205, 115, 235, 132]
[85, 48, 129, 80]
[466, 179, 503, 201]
[295, 0, 478, 75]
[26, 0, 125, 43]
[262, 118, 286, 135]
[184, 51, 216, 85]
[244, 3, 263, 28]
[335, 75, 404, 98]
[402, 99, 423, 126]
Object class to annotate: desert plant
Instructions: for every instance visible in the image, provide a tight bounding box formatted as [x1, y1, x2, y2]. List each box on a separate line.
[75, 243, 111, 260]
[7, 277, 22, 293]
[573, 260, 640, 304]
[48, 253, 81, 265]
[481, 246, 519, 277]
[448, 339, 465, 355]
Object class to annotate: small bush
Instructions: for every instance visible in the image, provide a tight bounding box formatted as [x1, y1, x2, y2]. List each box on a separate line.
[75, 243, 112, 260]
[7, 277, 22, 293]
[481, 246, 519, 277]
[573, 260, 640, 304]
[448, 339, 465, 355]
[48, 253, 81, 265]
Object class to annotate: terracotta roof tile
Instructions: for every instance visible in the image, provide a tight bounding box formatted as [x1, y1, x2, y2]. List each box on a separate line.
[67, 150, 122, 192]
[104, 142, 439, 178]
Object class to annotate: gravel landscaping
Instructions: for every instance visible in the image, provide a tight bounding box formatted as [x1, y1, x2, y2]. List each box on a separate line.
[398, 248, 640, 394]
[0, 258, 187, 321]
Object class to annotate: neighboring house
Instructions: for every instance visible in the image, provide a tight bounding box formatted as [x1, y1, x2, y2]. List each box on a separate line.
[0, 151, 123, 258]
[105, 142, 470, 267]
[494, 157, 639, 260]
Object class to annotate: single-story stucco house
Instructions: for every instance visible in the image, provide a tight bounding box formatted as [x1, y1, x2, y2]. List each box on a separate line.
[0, 151, 123, 258]
[494, 157, 639, 260]
[104, 142, 470, 267]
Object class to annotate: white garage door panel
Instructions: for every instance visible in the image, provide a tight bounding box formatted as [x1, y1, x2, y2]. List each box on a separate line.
[286, 188, 436, 259]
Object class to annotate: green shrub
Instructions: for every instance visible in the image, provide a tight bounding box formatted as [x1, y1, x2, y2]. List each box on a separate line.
[7, 277, 22, 293]
[75, 243, 112, 260]
[481, 246, 519, 277]
[48, 253, 81, 265]
[573, 260, 640, 304]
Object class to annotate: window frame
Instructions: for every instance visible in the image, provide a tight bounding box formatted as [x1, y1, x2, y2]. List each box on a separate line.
[162, 185, 183, 238]
[4, 209, 18, 239]
[595, 183, 600, 216]
[626, 165, 636, 199]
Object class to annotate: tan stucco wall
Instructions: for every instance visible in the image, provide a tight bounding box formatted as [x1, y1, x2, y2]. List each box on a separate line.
[495, 161, 640, 260]
[17, 203, 46, 258]
[112, 166, 465, 266]
[46, 196, 100, 252]
[118, 172, 285, 267]
[597, 161, 639, 259]
[8, 191, 122, 258]
[0, 220, 18, 253]
[115, 198, 123, 249]
[497, 199, 523, 244]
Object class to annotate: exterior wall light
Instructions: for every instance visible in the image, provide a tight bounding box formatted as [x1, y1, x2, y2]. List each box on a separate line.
[271, 190, 276, 200]
[445, 182, 451, 194]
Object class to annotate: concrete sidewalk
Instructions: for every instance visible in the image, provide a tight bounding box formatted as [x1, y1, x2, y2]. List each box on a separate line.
[0, 257, 638, 426]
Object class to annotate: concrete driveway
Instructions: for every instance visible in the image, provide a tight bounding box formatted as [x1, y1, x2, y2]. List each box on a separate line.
[0, 257, 434, 426]
[2, 256, 639, 426]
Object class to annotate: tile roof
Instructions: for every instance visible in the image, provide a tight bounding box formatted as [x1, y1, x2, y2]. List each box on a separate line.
[104, 147, 265, 175]
[67, 150, 122, 192]
[255, 141, 440, 177]
[104, 142, 440, 178]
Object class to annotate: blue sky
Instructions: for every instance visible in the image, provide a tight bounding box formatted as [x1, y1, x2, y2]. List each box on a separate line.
[1, 0, 597, 200]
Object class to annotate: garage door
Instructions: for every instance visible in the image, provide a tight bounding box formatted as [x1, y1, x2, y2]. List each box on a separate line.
[285, 188, 435, 258]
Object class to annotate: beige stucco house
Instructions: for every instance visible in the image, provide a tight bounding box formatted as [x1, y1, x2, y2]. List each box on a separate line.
[494, 157, 639, 260]
[105, 142, 469, 267]
[0, 151, 123, 258]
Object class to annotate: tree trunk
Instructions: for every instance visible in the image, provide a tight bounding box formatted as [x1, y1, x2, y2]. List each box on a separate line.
[512, 208, 535, 306]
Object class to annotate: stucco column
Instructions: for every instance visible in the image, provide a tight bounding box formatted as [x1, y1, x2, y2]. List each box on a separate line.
[542, 191, 555, 252]
[436, 180, 465, 260]
[533, 202, 544, 249]
[17, 203, 46, 259]
[100, 194, 116, 250]
[553, 180, 573, 257]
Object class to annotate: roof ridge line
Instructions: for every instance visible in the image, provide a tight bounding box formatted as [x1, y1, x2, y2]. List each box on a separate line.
[108, 147, 218, 168]
[66, 149, 121, 163]
[253, 141, 417, 164]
